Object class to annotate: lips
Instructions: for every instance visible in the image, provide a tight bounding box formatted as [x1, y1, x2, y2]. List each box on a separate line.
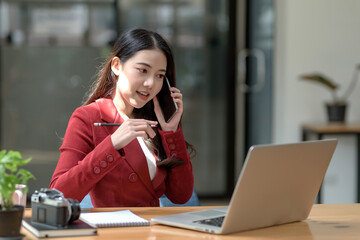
[136, 91, 150, 101]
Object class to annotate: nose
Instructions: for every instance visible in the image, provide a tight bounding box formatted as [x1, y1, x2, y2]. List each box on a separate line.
[144, 77, 154, 88]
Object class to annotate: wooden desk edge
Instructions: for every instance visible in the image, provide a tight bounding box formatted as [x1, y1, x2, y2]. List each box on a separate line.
[302, 123, 360, 134]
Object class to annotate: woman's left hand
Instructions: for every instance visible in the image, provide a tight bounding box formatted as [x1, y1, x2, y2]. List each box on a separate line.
[153, 87, 183, 132]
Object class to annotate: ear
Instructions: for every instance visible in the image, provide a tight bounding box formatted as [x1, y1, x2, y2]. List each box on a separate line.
[111, 57, 121, 76]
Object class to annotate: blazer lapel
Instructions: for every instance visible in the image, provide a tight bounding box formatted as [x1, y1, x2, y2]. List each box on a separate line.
[123, 140, 156, 196]
[95, 98, 123, 135]
[96, 98, 118, 122]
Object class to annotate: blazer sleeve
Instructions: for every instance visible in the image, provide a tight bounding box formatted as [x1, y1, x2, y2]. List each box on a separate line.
[158, 126, 194, 204]
[49, 107, 125, 201]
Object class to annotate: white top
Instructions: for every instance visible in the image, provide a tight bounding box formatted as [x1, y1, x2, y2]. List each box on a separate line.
[137, 137, 157, 180]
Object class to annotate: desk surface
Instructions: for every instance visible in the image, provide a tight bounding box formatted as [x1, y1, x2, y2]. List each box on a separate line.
[302, 122, 360, 133]
[21, 204, 360, 239]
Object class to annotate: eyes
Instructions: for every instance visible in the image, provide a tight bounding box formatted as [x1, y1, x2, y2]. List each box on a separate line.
[137, 68, 147, 73]
[136, 68, 165, 80]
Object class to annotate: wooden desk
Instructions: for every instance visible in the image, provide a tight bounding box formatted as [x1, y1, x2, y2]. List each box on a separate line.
[301, 123, 360, 203]
[21, 204, 360, 239]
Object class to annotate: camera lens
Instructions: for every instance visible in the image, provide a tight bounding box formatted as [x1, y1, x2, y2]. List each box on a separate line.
[67, 198, 81, 223]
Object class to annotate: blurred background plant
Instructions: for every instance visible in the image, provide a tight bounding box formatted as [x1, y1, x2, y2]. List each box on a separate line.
[300, 64, 360, 105]
[0, 150, 35, 210]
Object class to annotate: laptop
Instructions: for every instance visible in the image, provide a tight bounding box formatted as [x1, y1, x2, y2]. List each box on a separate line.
[152, 139, 338, 234]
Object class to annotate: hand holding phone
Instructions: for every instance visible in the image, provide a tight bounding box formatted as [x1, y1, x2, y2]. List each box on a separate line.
[157, 76, 178, 123]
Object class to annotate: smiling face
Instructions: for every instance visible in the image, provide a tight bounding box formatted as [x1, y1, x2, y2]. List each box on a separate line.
[111, 48, 167, 117]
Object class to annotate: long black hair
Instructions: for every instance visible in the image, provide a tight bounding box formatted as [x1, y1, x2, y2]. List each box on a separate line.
[84, 28, 194, 162]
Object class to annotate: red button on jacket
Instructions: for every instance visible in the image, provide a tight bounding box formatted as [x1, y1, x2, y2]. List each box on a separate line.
[100, 161, 107, 168]
[129, 173, 138, 182]
[93, 167, 100, 174]
[107, 155, 114, 162]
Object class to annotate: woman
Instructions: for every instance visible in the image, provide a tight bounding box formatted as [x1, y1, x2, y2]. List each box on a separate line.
[49, 29, 194, 207]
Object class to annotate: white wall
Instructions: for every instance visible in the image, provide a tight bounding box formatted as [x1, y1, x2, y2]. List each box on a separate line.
[274, 0, 360, 203]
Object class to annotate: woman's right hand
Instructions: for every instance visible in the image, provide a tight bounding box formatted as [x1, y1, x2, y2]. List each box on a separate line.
[110, 119, 158, 150]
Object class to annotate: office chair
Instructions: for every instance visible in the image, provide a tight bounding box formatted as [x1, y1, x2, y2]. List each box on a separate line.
[80, 193, 94, 209]
[159, 189, 199, 207]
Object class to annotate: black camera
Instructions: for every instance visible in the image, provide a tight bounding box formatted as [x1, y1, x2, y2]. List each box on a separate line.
[31, 188, 81, 228]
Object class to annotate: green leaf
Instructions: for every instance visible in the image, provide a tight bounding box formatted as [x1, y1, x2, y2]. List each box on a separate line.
[8, 150, 22, 158]
[299, 73, 338, 90]
[17, 169, 36, 184]
[0, 150, 6, 159]
[0, 150, 35, 210]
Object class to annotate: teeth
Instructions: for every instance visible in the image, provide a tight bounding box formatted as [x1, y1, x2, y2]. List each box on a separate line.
[138, 91, 149, 96]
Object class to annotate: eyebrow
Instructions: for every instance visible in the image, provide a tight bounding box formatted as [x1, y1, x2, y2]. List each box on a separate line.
[136, 62, 166, 72]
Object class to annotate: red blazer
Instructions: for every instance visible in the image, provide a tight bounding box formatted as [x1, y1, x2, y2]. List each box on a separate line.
[49, 98, 194, 207]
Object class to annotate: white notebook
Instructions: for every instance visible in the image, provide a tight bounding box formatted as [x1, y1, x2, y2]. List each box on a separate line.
[80, 210, 150, 228]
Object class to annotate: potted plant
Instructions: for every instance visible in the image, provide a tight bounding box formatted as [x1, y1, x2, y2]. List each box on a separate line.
[300, 64, 360, 122]
[0, 150, 35, 238]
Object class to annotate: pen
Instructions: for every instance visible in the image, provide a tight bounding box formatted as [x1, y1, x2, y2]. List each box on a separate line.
[94, 123, 121, 126]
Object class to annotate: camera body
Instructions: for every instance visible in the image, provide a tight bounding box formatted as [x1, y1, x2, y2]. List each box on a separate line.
[31, 188, 80, 228]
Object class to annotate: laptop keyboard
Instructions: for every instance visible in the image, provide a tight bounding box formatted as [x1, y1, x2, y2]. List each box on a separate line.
[193, 216, 225, 227]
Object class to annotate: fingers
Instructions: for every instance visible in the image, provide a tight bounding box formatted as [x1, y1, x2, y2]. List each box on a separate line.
[111, 119, 158, 149]
[136, 123, 156, 139]
[127, 119, 157, 139]
[169, 87, 183, 111]
[169, 87, 182, 99]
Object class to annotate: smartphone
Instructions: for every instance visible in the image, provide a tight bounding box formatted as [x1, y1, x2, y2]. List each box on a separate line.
[157, 76, 178, 123]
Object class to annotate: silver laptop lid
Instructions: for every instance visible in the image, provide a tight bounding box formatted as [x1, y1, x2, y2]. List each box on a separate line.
[221, 139, 337, 234]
